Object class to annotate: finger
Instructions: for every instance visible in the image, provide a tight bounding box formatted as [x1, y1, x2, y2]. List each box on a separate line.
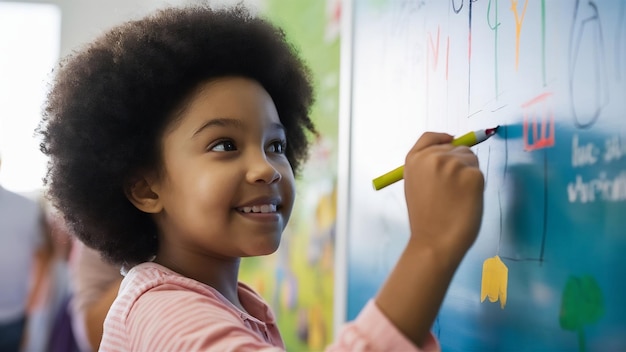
[454, 152, 480, 167]
[410, 132, 454, 153]
[449, 146, 480, 167]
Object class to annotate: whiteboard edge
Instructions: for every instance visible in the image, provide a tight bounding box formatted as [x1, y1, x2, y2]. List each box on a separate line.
[333, 0, 354, 338]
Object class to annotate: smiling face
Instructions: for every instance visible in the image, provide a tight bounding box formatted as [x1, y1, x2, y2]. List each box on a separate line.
[142, 77, 295, 267]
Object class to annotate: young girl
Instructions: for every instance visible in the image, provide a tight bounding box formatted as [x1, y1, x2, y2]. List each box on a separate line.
[39, 5, 484, 351]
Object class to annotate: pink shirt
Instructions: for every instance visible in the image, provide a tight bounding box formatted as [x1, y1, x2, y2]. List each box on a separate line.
[100, 262, 439, 351]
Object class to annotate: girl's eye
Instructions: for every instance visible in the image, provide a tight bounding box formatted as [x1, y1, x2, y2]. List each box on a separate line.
[210, 140, 237, 152]
[267, 140, 287, 154]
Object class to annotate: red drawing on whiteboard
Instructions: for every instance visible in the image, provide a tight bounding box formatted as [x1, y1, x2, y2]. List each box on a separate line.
[522, 92, 555, 151]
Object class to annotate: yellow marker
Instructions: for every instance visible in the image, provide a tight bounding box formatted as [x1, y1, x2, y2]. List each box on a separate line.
[372, 126, 499, 190]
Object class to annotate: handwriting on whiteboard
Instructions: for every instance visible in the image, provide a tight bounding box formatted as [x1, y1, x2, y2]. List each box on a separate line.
[568, 134, 626, 203]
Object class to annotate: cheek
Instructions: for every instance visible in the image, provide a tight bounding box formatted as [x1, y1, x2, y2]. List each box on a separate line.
[178, 171, 234, 212]
[281, 167, 296, 211]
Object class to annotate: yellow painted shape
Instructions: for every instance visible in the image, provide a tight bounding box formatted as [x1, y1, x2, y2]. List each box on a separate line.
[480, 255, 509, 309]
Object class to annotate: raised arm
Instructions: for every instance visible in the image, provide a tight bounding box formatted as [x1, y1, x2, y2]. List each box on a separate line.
[375, 132, 485, 347]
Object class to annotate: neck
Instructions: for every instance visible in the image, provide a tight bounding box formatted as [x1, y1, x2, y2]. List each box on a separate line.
[154, 249, 243, 310]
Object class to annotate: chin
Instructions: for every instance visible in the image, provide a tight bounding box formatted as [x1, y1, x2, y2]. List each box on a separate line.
[242, 249, 279, 258]
[258, 248, 279, 257]
[244, 238, 282, 257]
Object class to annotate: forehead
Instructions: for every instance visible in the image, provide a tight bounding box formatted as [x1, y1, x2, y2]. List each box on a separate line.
[183, 77, 279, 124]
[163, 76, 282, 138]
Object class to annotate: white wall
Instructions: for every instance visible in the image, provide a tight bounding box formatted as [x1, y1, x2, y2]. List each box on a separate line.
[7, 0, 264, 61]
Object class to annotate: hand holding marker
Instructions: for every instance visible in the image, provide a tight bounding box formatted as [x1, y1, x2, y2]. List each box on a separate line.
[372, 126, 500, 190]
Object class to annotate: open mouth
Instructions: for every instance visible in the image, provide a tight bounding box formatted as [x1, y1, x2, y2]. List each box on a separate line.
[237, 204, 278, 214]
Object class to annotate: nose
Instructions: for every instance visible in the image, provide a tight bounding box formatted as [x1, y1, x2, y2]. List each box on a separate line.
[246, 153, 282, 185]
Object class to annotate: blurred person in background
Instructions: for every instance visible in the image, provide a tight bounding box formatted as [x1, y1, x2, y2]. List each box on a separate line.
[68, 243, 122, 351]
[40, 206, 80, 352]
[0, 154, 52, 351]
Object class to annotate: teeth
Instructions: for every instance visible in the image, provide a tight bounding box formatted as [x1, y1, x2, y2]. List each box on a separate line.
[239, 204, 277, 213]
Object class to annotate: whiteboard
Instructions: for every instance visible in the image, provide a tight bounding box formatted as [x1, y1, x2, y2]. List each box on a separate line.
[337, 0, 626, 350]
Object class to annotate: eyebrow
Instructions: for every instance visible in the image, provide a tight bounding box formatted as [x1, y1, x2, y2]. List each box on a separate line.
[192, 118, 285, 137]
[192, 118, 242, 138]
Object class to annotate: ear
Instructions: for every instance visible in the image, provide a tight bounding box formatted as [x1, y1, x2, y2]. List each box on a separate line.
[124, 174, 163, 214]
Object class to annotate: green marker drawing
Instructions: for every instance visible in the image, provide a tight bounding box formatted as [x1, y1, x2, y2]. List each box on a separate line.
[559, 275, 605, 352]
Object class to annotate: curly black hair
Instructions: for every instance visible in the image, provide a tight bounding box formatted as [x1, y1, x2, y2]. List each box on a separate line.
[38, 5, 316, 265]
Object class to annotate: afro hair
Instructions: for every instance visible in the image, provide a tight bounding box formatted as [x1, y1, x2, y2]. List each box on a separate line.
[38, 5, 316, 265]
